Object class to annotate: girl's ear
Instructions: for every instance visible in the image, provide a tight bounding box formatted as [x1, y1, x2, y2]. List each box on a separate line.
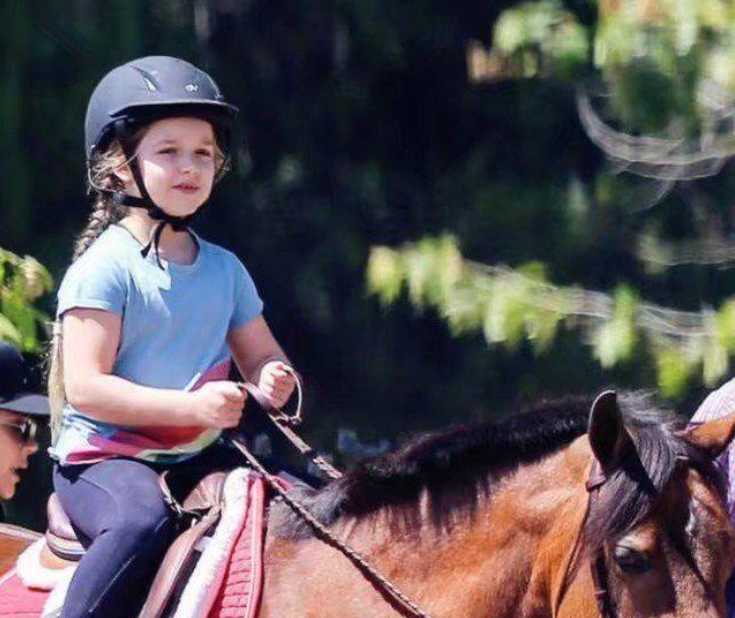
[113, 163, 133, 185]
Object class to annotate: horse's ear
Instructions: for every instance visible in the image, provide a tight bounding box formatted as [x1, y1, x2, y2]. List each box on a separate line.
[679, 413, 735, 459]
[588, 390, 633, 471]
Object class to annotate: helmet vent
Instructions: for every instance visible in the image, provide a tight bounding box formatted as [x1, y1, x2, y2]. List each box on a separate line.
[132, 66, 160, 92]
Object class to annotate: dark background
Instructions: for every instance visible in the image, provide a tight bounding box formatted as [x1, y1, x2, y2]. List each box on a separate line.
[2, 0, 732, 529]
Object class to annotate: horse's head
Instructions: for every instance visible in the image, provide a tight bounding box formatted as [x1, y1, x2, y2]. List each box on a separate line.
[561, 391, 735, 618]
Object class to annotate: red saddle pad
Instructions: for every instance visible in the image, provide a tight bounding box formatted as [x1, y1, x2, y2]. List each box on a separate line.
[208, 474, 268, 618]
[0, 472, 280, 618]
[0, 569, 49, 617]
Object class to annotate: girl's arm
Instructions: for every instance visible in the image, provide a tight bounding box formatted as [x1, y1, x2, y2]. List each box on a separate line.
[228, 315, 295, 407]
[63, 308, 245, 427]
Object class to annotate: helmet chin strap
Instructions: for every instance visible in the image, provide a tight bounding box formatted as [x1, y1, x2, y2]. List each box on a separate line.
[111, 119, 206, 268]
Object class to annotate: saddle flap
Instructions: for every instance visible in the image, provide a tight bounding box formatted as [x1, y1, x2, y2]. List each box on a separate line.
[138, 508, 221, 618]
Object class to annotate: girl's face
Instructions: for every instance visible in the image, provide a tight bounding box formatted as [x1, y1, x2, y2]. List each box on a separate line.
[128, 117, 218, 218]
[0, 410, 38, 500]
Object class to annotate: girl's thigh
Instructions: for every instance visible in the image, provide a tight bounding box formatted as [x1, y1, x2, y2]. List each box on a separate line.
[53, 458, 170, 544]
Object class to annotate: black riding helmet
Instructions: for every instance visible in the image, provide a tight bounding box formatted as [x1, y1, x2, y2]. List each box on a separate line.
[85, 56, 238, 262]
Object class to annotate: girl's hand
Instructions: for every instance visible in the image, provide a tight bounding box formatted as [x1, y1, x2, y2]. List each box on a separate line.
[189, 381, 247, 429]
[258, 361, 296, 409]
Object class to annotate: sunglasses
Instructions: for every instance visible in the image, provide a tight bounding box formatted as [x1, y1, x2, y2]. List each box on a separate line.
[0, 418, 38, 444]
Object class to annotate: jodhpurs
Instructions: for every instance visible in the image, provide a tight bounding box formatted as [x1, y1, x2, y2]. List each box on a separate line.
[52, 442, 248, 618]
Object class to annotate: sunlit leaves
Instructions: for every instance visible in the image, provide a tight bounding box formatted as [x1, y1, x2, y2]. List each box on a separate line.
[473, 0, 735, 138]
[655, 343, 698, 397]
[0, 248, 53, 353]
[367, 236, 463, 310]
[470, 1, 588, 82]
[367, 246, 404, 306]
[368, 235, 735, 397]
[592, 286, 638, 368]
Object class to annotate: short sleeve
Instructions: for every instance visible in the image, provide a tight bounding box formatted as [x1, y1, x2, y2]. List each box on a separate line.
[56, 255, 128, 318]
[229, 259, 264, 330]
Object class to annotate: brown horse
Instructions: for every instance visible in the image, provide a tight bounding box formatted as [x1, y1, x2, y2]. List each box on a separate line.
[1, 390, 735, 617]
[260, 392, 735, 617]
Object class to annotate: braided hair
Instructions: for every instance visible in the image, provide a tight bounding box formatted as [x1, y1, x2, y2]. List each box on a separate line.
[47, 131, 145, 439]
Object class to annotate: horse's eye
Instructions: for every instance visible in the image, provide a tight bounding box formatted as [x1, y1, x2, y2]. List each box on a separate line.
[613, 545, 652, 574]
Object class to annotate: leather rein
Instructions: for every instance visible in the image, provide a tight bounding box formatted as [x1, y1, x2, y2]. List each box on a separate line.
[233, 372, 437, 618]
[235, 376, 618, 618]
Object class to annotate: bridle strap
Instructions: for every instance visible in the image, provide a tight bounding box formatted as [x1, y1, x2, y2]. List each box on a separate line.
[226, 375, 434, 617]
[591, 550, 616, 618]
[228, 432, 434, 617]
[552, 459, 617, 618]
[585, 460, 617, 618]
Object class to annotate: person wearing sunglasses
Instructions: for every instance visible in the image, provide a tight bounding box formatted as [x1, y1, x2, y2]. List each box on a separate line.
[0, 342, 48, 507]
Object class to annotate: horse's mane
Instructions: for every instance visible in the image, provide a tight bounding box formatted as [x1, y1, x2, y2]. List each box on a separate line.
[276, 392, 709, 544]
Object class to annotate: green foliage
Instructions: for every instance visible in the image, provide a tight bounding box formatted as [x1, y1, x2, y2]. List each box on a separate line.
[493, 1, 589, 79]
[655, 343, 697, 398]
[368, 236, 735, 397]
[0, 248, 53, 353]
[8, 0, 735, 471]
[592, 286, 638, 369]
[477, 0, 735, 134]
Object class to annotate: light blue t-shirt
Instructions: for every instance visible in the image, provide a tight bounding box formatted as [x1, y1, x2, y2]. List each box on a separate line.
[51, 224, 263, 465]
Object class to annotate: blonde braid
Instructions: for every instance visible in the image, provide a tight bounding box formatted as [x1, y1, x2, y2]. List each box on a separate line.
[47, 137, 137, 440]
[72, 196, 126, 260]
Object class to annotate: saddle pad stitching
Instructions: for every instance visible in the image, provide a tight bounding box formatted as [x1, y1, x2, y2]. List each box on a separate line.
[246, 481, 265, 618]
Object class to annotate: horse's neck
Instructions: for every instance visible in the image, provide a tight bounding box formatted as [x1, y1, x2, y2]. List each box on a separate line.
[500, 439, 592, 616]
[413, 438, 591, 617]
[261, 438, 592, 618]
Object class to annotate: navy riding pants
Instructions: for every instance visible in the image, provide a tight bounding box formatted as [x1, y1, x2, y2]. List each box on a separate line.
[52, 442, 248, 618]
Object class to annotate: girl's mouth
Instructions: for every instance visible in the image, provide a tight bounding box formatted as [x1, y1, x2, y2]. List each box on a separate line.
[173, 184, 200, 194]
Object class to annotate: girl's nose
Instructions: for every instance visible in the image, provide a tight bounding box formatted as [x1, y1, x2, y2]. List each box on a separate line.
[179, 154, 198, 174]
[23, 439, 39, 456]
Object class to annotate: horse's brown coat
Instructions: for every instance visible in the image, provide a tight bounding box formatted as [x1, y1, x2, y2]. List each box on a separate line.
[0, 398, 734, 617]
[0, 525, 39, 577]
[261, 429, 735, 618]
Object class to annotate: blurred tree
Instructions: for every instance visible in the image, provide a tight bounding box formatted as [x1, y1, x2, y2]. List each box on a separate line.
[365, 0, 735, 404]
[5, 0, 735, 461]
[368, 235, 735, 397]
[0, 248, 53, 354]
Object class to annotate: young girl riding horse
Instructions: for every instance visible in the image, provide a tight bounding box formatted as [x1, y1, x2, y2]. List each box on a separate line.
[47, 56, 296, 618]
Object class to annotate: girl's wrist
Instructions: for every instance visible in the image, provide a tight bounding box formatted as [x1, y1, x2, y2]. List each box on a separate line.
[179, 390, 201, 425]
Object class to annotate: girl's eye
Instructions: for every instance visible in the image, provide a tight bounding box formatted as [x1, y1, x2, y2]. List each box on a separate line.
[196, 150, 213, 158]
[158, 148, 176, 155]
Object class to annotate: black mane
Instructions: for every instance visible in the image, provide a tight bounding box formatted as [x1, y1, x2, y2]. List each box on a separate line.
[276, 392, 702, 542]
